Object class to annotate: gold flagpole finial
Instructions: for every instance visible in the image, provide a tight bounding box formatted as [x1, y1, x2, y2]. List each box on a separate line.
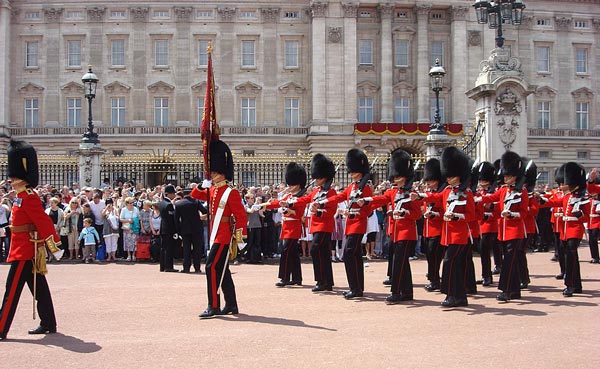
[207, 41, 213, 54]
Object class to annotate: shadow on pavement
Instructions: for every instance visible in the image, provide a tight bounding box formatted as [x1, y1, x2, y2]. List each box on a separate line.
[221, 313, 337, 332]
[8, 332, 102, 353]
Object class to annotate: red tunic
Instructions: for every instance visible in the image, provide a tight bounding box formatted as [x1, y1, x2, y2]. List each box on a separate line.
[326, 182, 373, 235]
[369, 187, 422, 242]
[291, 187, 337, 233]
[8, 188, 61, 262]
[422, 192, 444, 238]
[265, 193, 303, 240]
[424, 187, 476, 246]
[589, 199, 600, 230]
[481, 186, 529, 241]
[543, 193, 590, 241]
[191, 184, 248, 245]
[478, 188, 500, 234]
[524, 195, 540, 235]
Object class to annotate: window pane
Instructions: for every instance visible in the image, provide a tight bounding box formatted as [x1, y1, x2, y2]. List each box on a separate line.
[199, 40, 209, 66]
[536, 47, 549, 72]
[198, 98, 205, 126]
[26, 41, 38, 67]
[394, 98, 410, 123]
[111, 40, 125, 66]
[395, 40, 409, 67]
[359, 40, 373, 65]
[242, 41, 255, 67]
[68, 41, 81, 67]
[284, 98, 299, 127]
[431, 41, 443, 66]
[576, 48, 587, 73]
[155, 40, 169, 66]
[285, 41, 299, 68]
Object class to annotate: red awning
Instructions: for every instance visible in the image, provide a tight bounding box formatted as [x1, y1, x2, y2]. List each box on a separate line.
[354, 123, 463, 136]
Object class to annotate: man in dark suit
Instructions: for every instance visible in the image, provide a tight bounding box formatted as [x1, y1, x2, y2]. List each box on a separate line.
[175, 189, 207, 273]
[158, 185, 178, 272]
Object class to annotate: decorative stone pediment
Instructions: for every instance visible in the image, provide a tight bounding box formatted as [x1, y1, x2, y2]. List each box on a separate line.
[191, 81, 219, 93]
[130, 7, 149, 22]
[278, 81, 305, 94]
[311, 2, 328, 18]
[392, 81, 415, 94]
[342, 2, 358, 18]
[103, 81, 132, 94]
[392, 25, 416, 34]
[87, 7, 105, 22]
[18, 82, 45, 94]
[468, 30, 481, 46]
[554, 16, 572, 30]
[235, 81, 262, 94]
[535, 86, 557, 99]
[43, 7, 63, 22]
[357, 81, 379, 96]
[147, 81, 175, 94]
[261, 8, 280, 23]
[173, 6, 193, 22]
[328, 27, 342, 43]
[218, 7, 236, 22]
[571, 87, 593, 100]
[494, 88, 522, 116]
[60, 81, 85, 94]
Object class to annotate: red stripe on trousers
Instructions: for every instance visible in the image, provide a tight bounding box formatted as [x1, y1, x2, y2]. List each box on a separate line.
[0, 261, 26, 333]
[211, 245, 226, 309]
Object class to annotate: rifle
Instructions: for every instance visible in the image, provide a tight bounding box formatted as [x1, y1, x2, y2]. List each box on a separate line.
[348, 157, 379, 209]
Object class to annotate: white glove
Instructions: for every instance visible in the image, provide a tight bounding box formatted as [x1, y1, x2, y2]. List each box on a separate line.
[251, 204, 262, 211]
[237, 242, 247, 251]
[173, 233, 181, 240]
[201, 179, 212, 189]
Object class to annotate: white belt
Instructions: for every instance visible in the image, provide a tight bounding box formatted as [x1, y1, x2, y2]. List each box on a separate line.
[590, 214, 600, 218]
[283, 217, 301, 222]
[348, 209, 361, 214]
[392, 215, 405, 220]
[563, 216, 579, 222]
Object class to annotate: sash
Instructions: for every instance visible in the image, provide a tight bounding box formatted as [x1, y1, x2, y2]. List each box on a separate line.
[209, 187, 232, 248]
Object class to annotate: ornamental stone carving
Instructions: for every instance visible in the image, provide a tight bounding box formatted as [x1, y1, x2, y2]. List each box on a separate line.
[173, 7, 192, 22]
[311, 2, 327, 18]
[218, 7, 236, 22]
[261, 8, 280, 23]
[593, 18, 600, 31]
[130, 7, 149, 22]
[379, 4, 394, 20]
[497, 117, 519, 150]
[43, 7, 63, 22]
[468, 30, 481, 46]
[480, 47, 522, 74]
[451, 6, 468, 21]
[416, 4, 431, 17]
[328, 27, 342, 43]
[342, 2, 358, 18]
[521, 15, 534, 28]
[87, 7, 105, 22]
[494, 88, 522, 116]
[554, 16, 572, 30]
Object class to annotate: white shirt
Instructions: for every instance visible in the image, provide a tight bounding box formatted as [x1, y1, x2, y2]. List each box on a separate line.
[89, 200, 106, 225]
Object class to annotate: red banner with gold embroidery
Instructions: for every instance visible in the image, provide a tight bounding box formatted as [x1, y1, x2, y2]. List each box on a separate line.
[201, 43, 220, 178]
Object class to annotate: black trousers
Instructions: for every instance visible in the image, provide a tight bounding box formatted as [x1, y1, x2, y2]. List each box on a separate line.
[181, 233, 202, 272]
[565, 238, 582, 290]
[555, 233, 566, 274]
[278, 238, 302, 283]
[343, 234, 364, 293]
[387, 241, 396, 278]
[498, 239, 523, 293]
[160, 233, 176, 271]
[205, 243, 236, 309]
[479, 233, 497, 280]
[441, 245, 468, 300]
[492, 236, 503, 269]
[0, 260, 57, 338]
[246, 227, 262, 262]
[311, 232, 334, 287]
[519, 234, 533, 284]
[587, 228, 600, 260]
[390, 240, 415, 296]
[425, 236, 444, 285]
[465, 238, 478, 292]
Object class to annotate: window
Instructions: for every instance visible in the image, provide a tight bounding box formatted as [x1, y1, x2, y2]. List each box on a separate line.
[25, 41, 38, 67]
[537, 19, 550, 26]
[536, 46, 550, 73]
[538, 171, 549, 185]
[396, 11, 408, 19]
[67, 98, 82, 127]
[110, 10, 127, 19]
[67, 40, 81, 67]
[241, 98, 256, 127]
[358, 97, 374, 123]
[574, 20, 589, 29]
[431, 12, 443, 20]
[577, 151, 589, 160]
[359, 40, 373, 65]
[242, 150, 255, 156]
[239, 11, 257, 19]
[24, 98, 39, 128]
[197, 97, 205, 126]
[285, 98, 300, 127]
[430, 98, 445, 124]
[537, 101, 551, 129]
[359, 10, 372, 18]
[66, 11, 83, 20]
[431, 41, 444, 66]
[153, 10, 169, 18]
[111, 40, 125, 67]
[539, 151, 550, 159]
[25, 12, 41, 20]
[576, 48, 588, 74]
[154, 98, 169, 126]
[154, 40, 169, 67]
[576, 102, 589, 130]
[284, 11, 299, 19]
[111, 98, 125, 127]
[394, 40, 409, 67]
[284, 40, 299, 68]
[197, 10, 213, 19]
[198, 40, 209, 67]
[394, 98, 410, 123]
[241, 40, 255, 67]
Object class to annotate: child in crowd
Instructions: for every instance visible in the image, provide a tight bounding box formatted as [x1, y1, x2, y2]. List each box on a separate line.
[78, 218, 100, 263]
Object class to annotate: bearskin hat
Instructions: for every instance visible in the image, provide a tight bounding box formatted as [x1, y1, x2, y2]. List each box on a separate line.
[554, 163, 566, 185]
[477, 161, 496, 184]
[423, 158, 442, 182]
[440, 146, 470, 183]
[209, 140, 234, 182]
[285, 162, 307, 189]
[521, 158, 537, 193]
[500, 151, 524, 179]
[7, 139, 39, 187]
[387, 149, 414, 183]
[346, 148, 369, 174]
[310, 154, 335, 180]
[563, 162, 586, 195]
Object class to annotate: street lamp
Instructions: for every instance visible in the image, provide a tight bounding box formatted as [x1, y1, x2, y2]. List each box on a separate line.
[81, 66, 99, 144]
[429, 59, 446, 135]
[473, 0, 526, 48]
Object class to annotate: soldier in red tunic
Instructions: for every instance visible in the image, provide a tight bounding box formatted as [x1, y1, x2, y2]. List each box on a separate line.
[191, 140, 248, 319]
[519, 159, 538, 289]
[362, 150, 421, 303]
[474, 161, 499, 287]
[315, 149, 372, 299]
[284, 154, 337, 292]
[0, 140, 63, 340]
[260, 163, 307, 287]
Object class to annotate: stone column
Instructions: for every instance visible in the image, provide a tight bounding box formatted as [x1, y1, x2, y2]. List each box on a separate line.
[555, 16, 572, 126]
[415, 5, 431, 123]
[342, 2, 358, 125]
[87, 7, 105, 127]
[174, 7, 193, 125]
[217, 7, 236, 126]
[77, 144, 105, 188]
[43, 7, 63, 126]
[310, 2, 328, 127]
[0, 0, 11, 133]
[450, 6, 468, 126]
[130, 7, 149, 125]
[379, 3, 393, 123]
[261, 8, 280, 126]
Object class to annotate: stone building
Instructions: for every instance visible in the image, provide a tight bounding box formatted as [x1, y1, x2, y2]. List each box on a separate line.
[0, 0, 599, 186]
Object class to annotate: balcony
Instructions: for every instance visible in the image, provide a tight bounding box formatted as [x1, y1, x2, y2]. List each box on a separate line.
[528, 128, 600, 137]
[354, 123, 464, 136]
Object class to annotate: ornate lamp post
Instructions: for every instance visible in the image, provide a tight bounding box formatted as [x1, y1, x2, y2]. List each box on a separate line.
[81, 66, 99, 144]
[473, 0, 526, 48]
[429, 59, 446, 135]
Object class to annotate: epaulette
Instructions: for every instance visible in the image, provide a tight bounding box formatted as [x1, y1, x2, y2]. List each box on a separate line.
[26, 188, 35, 195]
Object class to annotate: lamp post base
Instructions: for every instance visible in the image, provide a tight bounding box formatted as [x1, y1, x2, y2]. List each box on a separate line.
[425, 132, 454, 160]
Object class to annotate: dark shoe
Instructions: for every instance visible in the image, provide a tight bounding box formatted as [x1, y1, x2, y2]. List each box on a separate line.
[199, 307, 221, 319]
[220, 305, 239, 315]
[590, 259, 600, 264]
[476, 279, 484, 285]
[496, 292, 510, 302]
[28, 325, 56, 335]
[562, 287, 574, 297]
[482, 278, 493, 287]
[550, 255, 558, 262]
[194, 269, 203, 274]
[181, 269, 191, 274]
[519, 282, 529, 289]
[555, 273, 565, 280]
[385, 294, 413, 304]
[275, 280, 289, 287]
[344, 290, 363, 299]
[466, 288, 477, 295]
[312, 284, 333, 292]
[492, 266, 501, 275]
[574, 288, 583, 293]
[424, 283, 440, 292]
[289, 280, 302, 286]
[164, 268, 179, 273]
[382, 278, 391, 286]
